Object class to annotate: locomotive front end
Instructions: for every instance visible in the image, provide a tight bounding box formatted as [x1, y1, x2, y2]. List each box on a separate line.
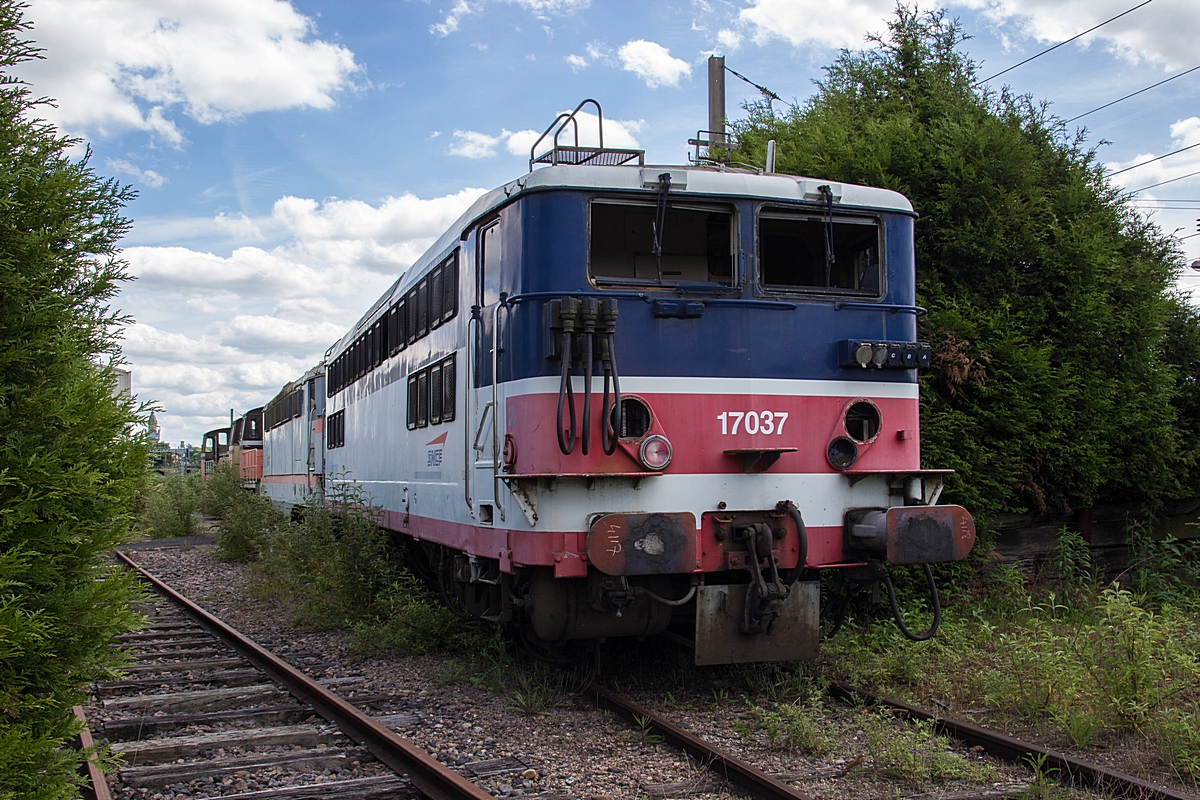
[492, 166, 976, 665]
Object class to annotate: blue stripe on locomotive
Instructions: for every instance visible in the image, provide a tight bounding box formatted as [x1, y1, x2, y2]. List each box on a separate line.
[489, 190, 918, 386]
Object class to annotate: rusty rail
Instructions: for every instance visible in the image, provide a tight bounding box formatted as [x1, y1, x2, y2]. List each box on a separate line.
[829, 683, 1195, 800]
[114, 550, 491, 800]
[586, 683, 814, 800]
[73, 706, 111, 800]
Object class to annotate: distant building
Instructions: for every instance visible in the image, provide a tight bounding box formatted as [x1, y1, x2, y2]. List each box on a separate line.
[111, 368, 131, 400]
[147, 411, 161, 443]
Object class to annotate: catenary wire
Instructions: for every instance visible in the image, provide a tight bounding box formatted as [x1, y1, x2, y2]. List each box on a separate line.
[1131, 169, 1200, 193]
[973, 0, 1153, 86]
[1065, 64, 1200, 123]
[1109, 142, 1200, 176]
[724, 65, 797, 111]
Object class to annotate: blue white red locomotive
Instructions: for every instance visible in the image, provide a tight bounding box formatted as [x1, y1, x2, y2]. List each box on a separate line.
[249, 100, 975, 665]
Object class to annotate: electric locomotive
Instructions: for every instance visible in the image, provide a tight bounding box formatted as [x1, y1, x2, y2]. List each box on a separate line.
[267, 101, 976, 665]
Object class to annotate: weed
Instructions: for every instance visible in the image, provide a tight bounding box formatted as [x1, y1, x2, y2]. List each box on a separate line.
[137, 472, 201, 539]
[744, 699, 835, 754]
[1152, 704, 1200, 783]
[860, 710, 996, 785]
[1074, 587, 1197, 728]
[1042, 527, 1095, 606]
[1018, 753, 1067, 799]
[509, 668, 557, 715]
[1121, 514, 1200, 605]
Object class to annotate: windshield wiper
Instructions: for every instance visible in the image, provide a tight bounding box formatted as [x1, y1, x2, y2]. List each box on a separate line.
[651, 172, 672, 283]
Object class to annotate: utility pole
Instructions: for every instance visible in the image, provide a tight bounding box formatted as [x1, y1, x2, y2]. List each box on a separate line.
[708, 55, 726, 153]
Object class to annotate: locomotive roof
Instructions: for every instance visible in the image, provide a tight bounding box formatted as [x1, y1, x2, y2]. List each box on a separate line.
[330, 164, 914, 357]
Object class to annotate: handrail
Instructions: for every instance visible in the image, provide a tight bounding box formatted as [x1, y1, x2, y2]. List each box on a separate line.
[528, 98, 603, 171]
[463, 311, 477, 514]
[491, 302, 505, 522]
[834, 301, 926, 315]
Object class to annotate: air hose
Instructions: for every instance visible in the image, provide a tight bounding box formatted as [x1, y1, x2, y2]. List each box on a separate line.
[580, 298, 598, 455]
[600, 298, 621, 455]
[883, 563, 941, 641]
[556, 298, 579, 455]
[778, 500, 809, 587]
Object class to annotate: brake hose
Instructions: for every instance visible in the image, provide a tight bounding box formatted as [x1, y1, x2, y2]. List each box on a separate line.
[601, 299, 621, 455]
[779, 500, 809, 587]
[883, 563, 941, 641]
[556, 300, 579, 455]
[580, 299, 597, 455]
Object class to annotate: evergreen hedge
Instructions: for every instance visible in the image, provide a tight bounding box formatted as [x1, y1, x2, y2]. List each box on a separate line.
[733, 9, 1200, 523]
[0, 3, 148, 796]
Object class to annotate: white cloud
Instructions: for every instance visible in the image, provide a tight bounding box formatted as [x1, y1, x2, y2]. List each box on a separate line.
[505, 129, 542, 156]
[18, 0, 361, 144]
[448, 129, 503, 158]
[452, 115, 642, 161]
[1106, 117, 1200, 193]
[432, 0, 588, 36]
[214, 212, 265, 241]
[432, 0, 477, 35]
[119, 187, 487, 444]
[106, 157, 166, 188]
[716, 29, 743, 52]
[565, 41, 611, 71]
[962, 0, 1198, 71]
[617, 40, 692, 88]
[738, 0, 891, 49]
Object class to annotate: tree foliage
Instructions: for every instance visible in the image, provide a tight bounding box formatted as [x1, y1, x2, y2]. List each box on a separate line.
[0, 2, 148, 796]
[733, 8, 1200, 521]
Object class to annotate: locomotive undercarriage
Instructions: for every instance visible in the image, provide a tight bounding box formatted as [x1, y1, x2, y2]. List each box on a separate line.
[410, 492, 974, 666]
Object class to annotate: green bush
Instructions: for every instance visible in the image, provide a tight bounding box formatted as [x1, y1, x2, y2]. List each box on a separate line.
[251, 483, 480, 657]
[138, 472, 201, 539]
[200, 461, 286, 562]
[732, 9, 1200, 522]
[0, 3, 148, 795]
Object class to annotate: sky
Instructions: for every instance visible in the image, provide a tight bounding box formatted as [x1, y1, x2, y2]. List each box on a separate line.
[12, 0, 1200, 446]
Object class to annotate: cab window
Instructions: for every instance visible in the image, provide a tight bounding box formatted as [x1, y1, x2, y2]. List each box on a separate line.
[758, 212, 882, 295]
[590, 201, 734, 286]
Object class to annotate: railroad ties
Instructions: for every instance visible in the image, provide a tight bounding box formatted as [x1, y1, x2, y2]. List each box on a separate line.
[91, 590, 413, 799]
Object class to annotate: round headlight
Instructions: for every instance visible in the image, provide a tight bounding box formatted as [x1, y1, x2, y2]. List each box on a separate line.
[827, 436, 858, 471]
[639, 435, 673, 471]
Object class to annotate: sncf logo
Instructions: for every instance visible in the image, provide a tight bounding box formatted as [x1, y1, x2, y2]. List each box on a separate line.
[426, 432, 447, 467]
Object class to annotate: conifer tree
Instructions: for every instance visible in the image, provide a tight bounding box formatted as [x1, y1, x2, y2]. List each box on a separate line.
[734, 9, 1200, 521]
[0, 2, 148, 795]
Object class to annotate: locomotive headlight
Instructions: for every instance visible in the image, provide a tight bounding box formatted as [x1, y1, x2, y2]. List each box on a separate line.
[639, 435, 673, 470]
[854, 342, 873, 368]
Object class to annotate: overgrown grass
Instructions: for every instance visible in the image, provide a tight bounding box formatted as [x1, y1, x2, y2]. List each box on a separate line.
[198, 461, 286, 561]
[223, 480, 489, 660]
[136, 471, 201, 539]
[815, 524, 1200, 786]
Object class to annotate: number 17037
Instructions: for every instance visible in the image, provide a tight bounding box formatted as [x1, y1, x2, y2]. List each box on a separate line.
[718, 411, 789, 435]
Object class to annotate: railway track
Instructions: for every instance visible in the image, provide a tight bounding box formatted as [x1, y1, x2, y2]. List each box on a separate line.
[94, 549, 1195, 800]
[99, 550, 490, 800]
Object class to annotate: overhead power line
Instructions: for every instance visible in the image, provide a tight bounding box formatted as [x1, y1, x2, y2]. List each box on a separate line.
[974, 0, 1153, 86]
[1131, 169, 1200, 193]
[1065, 64, 1200, 123]
[724, 65, 792, 110]
[1109, 141, 1200, 176]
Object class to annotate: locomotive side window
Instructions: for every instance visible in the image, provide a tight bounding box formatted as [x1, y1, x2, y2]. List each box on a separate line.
[406, 354, 456, 431]
[327, 248, 460, 398]
[479, 223, 501, 308]
[758, 213, 882, 295]
[327, 410, 345, 449]
[589, 201, 734, 286]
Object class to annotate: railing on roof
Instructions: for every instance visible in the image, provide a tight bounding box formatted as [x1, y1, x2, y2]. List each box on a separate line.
[529, 99, 645, 172]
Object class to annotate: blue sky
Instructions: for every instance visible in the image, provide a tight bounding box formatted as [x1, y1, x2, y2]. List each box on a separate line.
[14, 0, 1200, 445]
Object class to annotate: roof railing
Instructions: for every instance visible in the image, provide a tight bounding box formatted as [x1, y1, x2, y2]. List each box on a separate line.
[529, 99, 645, 171]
